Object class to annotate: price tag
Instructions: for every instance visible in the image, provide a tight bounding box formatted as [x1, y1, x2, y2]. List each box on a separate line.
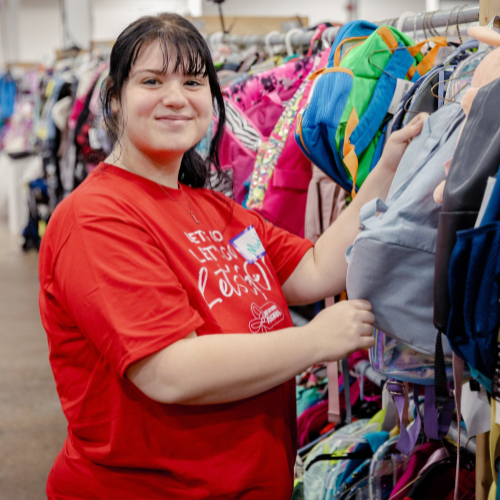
[388, 79, 415, 115]
[229, 225, 266, 264]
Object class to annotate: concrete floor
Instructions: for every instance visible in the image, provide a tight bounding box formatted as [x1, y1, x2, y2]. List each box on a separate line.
[0, 220, 67, 499]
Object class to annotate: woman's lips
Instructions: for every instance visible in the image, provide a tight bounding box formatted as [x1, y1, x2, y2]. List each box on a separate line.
[156, 115, 191, 121]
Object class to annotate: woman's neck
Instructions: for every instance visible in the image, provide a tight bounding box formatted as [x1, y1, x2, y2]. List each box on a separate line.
[106, 141, 183, 189]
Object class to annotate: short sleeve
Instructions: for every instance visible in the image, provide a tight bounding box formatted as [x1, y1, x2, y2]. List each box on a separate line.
[54, 204, 204, 378]
[246, 209, 314, 285]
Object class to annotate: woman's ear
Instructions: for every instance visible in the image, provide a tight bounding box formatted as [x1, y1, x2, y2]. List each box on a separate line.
[110, 95, 120, 114]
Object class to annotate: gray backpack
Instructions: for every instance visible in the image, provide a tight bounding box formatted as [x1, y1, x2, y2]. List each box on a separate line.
[346, 103, 465, 356]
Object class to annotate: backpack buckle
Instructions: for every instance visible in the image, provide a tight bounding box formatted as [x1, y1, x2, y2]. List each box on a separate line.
[386, 380, 405, 397]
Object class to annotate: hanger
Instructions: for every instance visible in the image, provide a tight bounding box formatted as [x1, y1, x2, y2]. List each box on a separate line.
[430, 67, 476, 105]
[264, 30, 281, 58]
[321, 28, 333, 49]
[306, 23, 327, 57]
[285, 28, 303, 57]
[396, 11, 416, 33]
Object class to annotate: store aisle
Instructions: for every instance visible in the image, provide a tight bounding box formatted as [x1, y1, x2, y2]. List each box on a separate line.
[0, 221, 66, 500]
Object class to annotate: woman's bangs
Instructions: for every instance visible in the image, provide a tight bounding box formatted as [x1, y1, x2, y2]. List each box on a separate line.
[157, 34, 209, 78]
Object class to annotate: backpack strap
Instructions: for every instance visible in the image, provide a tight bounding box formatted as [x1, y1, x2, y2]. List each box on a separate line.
[348, 42, 414, 149]
[343, 108, 360, 199]
[327, 360, 342, 423]
[405, 36, 448, 80]
[344, 41, 416, 196]
[329, 20, 379, 64]
[424, 384, 455, 440]
[452, 353, 465, 500]
[333, 36, 371, 67]
[387, 380, 422, 455]
[341, 356, 353, 424]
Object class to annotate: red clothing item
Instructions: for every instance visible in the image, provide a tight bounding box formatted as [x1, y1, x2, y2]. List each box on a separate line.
[39, 163, 313, 500]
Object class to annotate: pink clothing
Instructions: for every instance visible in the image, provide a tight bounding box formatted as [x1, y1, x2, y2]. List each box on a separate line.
[225, 56, 314, 113]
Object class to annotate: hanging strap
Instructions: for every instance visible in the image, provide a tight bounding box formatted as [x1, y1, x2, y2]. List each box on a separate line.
[327, 360, 341, 423]
[333, 36, 370, 67]
[326, 297, 341, 424]
[343, 108, 359, 199]
[452, 353, 465, 500]
[387, 379, 422, 455]
[434, 331, 451, 409]
[307, 24, 327, 57]
[424, 385, 455, 440]
[406, 36, 448, 79]
[341, 357, 352, 424]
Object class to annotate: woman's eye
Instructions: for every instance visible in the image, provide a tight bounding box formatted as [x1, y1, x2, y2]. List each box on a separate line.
[143, 78, 160, 86]
[185, 80, 202, 87]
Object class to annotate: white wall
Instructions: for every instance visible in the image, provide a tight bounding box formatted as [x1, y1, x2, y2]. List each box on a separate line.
[201, 0, 346, 26]
[201, 0, 435, 27]
[18, 0, 61, 64]
[8, 0, 480, 64]
[91, 0, 189, 41]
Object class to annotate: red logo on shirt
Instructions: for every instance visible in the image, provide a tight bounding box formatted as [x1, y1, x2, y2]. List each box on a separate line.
[249, 302, 284, 333]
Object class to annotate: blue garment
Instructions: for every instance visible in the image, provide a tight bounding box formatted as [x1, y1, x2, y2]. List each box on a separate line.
[448, 167, 500, 379]
[0, 73, 16, 120]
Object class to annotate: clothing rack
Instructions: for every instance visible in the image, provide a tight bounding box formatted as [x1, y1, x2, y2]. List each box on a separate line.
[256, 0, 496, 494]
[215, 5, 480, 49]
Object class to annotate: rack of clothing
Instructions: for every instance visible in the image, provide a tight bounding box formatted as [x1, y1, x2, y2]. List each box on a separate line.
[209, 3, 500, 499]
[211, 5, 480, 51]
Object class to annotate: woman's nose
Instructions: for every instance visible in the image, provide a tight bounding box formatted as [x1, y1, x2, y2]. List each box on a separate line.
[161, 82, 188, 108]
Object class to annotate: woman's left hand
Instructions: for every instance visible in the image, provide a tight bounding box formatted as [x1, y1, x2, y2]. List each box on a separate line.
[283, 113, 429, 305]
[378, 112, 429, 175]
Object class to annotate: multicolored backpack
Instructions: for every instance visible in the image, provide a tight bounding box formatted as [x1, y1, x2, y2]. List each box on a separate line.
[246, 50, 330, 236]
[295, 20, 446, 197]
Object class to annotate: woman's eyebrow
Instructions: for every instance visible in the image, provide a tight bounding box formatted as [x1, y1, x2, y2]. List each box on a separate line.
[132, 69, 165, 76]
[132, 68, 206, 78]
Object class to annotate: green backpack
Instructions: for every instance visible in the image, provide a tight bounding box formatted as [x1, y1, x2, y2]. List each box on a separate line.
[295, 20, 446, 198]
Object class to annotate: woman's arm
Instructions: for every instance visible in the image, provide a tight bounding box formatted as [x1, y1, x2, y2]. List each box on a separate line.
[282, 113, 429, 305]
[126, 299, 375, 405]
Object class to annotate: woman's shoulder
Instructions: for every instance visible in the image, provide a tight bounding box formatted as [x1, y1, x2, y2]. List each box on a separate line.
[47, 164, 149, 236]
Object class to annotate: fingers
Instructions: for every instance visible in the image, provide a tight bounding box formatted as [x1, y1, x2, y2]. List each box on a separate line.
[393, 112, 429, 143]
[358, 311, 375, 325]
[407, 112, 429, 126]
[349, 299, 372, 311]
[360, 336, 376, 349]
[359, 323, 374, 336]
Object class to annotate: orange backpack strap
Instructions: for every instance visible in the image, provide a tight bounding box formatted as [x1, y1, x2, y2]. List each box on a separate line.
[343, 108, 360, 199]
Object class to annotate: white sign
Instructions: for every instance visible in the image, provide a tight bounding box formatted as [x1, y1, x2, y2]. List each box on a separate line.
[388, 79, 415, 115]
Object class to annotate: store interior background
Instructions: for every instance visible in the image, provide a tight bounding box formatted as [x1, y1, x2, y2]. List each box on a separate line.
[0, 0, 480, 499]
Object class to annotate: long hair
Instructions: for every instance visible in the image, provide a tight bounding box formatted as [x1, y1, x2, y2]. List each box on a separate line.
[101, 13, 227, 189]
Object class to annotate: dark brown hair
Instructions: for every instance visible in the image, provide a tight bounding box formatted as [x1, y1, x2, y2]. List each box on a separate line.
[102, 12, 227, 189]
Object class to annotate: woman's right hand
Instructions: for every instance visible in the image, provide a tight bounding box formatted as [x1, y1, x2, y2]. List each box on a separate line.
[305, 300, 375, 362]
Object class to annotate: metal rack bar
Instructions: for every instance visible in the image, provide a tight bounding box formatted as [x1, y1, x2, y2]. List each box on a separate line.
[216, 5, 479, 49]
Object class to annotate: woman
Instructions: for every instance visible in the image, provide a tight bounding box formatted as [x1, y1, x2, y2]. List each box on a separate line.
[39, 13, 426, 500]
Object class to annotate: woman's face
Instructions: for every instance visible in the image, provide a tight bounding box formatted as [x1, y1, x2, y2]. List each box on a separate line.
[112, 40, 213, 162]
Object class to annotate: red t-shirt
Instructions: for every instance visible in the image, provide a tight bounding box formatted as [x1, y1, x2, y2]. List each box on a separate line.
[39, 163, 313, 500]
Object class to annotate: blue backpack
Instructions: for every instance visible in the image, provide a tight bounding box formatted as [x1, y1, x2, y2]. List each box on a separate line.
[295, 20, 444, 197]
